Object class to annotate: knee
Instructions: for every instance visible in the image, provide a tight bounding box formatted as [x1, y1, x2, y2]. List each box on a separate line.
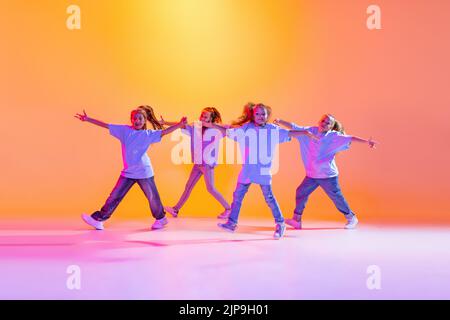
[263, 192, 275, 203]
[206, 184, 217, 194]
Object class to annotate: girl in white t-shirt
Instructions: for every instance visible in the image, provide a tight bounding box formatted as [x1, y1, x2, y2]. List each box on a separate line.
[75, 106, 187, 230]
[275, 114, 377, 230]
[208, 103, 314, 239]
[161, 107, 232, 219]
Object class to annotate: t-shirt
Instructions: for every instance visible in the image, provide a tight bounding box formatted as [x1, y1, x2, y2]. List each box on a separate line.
[226, 122, 291, 185]
[182, 123, 223, 167]
[291, 123, 352, 178]
[109, 124, 162, 179]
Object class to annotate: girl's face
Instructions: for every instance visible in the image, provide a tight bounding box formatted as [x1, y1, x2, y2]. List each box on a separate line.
[253, 106, 268, 126]
[318, 115, 334, 133]
[131, 112, 146, 130]
[200, 111, 212, 123]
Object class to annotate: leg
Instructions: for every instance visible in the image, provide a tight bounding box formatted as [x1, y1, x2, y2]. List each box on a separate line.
[318, 177, 355, 217]
[137, 176, 166, 220]
[228, 183, 251, 224]
[201, 166, 231, 210]
[173, 165, 203, 212]
[92, 176, 135, 221]
[294, 176, 320, 217]
[260, 184, 284, 224]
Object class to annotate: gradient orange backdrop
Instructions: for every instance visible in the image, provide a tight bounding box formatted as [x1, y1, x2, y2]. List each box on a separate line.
[2, 0, 450, 225]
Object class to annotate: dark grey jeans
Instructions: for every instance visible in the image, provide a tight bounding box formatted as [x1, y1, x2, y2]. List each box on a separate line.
[91, 175, 165, 221]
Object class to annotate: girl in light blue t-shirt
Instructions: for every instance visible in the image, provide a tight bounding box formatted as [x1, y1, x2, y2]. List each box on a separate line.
[208, 103, 314, 239]
[275, 114, 377, 230]
[75, 106, 187, 231]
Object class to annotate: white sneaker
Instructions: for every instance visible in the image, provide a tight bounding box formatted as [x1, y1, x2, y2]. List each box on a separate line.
[217, 209, 231, 220]
[164, 206, 178, 218]
[345, 215, 359, 229]
[81, 213, 104, 230]
[286, 214, 302, 229]
[151, 217, 168, 230]
[273, 222, 286, 240]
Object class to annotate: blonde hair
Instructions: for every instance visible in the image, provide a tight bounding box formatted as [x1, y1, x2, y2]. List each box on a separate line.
[232, 102, 272, 126]
[136, 105, 163, 130]
[326, 114, 345, 133]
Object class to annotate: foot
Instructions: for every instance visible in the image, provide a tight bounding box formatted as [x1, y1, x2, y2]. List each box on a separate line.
[345, 215, 359, 229]
[164, 206, 179, 218]
[217, 209, 231, 220]
[286, 218, 302, 229]
[152, 217, 168, 230]
[217, 220, 237, 232]
[81, 213, 104, 230]
[274, 222, 286, 240]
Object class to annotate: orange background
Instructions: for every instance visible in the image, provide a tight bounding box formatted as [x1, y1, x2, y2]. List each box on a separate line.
[1, 0, 450, 225]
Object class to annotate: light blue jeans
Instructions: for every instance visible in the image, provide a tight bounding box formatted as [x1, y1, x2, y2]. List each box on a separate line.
[174, 164, 230, 212]
[294, 176, 355, 217]
[228, 183, 284, 224]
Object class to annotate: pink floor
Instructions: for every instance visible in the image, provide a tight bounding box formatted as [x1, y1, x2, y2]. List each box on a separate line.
[1, 217, 449, 299]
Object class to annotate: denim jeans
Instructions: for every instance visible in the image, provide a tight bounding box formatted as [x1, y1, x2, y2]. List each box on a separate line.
[92, 175, 165, 221]
[174, 164, 230, 211]
[228, 183, 284, 224]
[294, 176, 354, 217]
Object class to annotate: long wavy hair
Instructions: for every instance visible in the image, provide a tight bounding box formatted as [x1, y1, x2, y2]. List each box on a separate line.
[232, 102, 272, 126]
[136, 105, 163, 130]
[202, 107, 222, 124]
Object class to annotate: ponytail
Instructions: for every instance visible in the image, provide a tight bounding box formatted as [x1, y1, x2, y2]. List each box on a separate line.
[232, 102, 255, 126]
[138, 105, 163, 130]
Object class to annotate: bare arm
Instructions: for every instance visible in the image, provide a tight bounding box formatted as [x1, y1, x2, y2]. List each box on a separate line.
[75, 110, 109, 129]
[351, 136, 377, 148]
[161, 117, 188, 137]
[159, 116, 179, 127]
[289, 130, 318, 140]
[274, 118, 294, 129]
[202, 121, 227, 136]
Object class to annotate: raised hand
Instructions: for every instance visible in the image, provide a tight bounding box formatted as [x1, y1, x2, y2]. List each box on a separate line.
[180, 117, 188, 128]
[159, 115, 166, 126]
[75, 110, 88, 121]
[368, 137, 378, 149]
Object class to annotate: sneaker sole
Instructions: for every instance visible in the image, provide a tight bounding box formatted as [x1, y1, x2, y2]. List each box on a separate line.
[81, 214, 104, 230]
[217, 224, 236, 233]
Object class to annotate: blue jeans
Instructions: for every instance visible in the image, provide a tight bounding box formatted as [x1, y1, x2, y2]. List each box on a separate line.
[92, 175, 165, 221]
[294, 176, 354, 217]
[228, 183, 284, 224]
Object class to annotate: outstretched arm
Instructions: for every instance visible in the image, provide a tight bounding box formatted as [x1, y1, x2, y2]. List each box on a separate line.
[202, 122, 228, 136]
[289, 129, 318, 140]
[274, 118, 294, 129]
[75, 110, 109, 129]
[161, 117, 188, 137]
[351, 136, 377, 148]
[159, 116, 179, 127]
